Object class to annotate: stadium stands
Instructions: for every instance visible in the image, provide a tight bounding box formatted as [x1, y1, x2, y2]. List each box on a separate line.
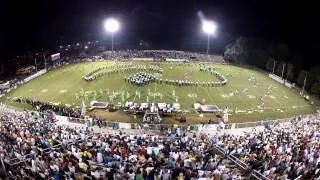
[102, 50, 225, 63]
[0, 102, 319, 179]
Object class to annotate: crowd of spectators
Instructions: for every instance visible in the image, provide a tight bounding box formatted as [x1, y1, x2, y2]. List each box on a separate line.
[0, 104, 242, 180]
[214, 112, 320, 179]
[14, 98, 82, 118]
[2, 101, 320, 180]
[102, 50, 225, 63]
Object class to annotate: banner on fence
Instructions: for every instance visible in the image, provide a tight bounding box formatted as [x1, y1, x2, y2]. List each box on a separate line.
[55, 115, 68, 122]
[166, 58, 186, 62]
[119, 123, 131, 129]
[133, 58, 153, 61]
[269, 73, 294, 88]
[24, 69, 47, 83]
[199, 124, 218, 131]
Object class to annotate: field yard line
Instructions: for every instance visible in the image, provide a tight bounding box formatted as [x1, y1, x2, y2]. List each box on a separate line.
[190, 85, 200, 114]
[268, 86, 284, 110]
[202, 86, 214, 104]
[167, 66, 176, 101]
[264, 104, 310, 110]
[234, 86, 261, 120]
[132, 86, 140, 102]
[119, 68, 128, 103]
[153, 82, 157, 103]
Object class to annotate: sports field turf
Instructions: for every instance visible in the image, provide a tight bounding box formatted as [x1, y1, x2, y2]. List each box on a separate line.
[2, 61, 315, 123]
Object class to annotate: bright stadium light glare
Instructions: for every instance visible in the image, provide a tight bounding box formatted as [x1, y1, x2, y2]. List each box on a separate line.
[85, 46, 88, 49]
[104, 18, 120, 33]
[104, 18, 120, 59]
[201, 19, 217, 55]
[202, 20, 217, 35]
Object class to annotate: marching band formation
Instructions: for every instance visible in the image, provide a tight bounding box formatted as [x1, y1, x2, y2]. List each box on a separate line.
[83, 63, 228, 87]
[126, 72, 156, 86]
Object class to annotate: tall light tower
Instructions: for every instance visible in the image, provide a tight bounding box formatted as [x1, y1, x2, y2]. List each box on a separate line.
[104, 18, 120, 59]
[202, 20, 217, 55]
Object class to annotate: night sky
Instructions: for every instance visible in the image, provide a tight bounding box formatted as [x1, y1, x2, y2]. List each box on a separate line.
[1, 0, 319, 66]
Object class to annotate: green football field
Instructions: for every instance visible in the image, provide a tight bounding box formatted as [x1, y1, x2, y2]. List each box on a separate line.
[1, 61, 315, 123]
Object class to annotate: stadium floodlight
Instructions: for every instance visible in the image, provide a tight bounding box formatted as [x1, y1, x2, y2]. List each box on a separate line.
[202, 20, 217, 35]
[202, 20, 217, 55]
[104, 18, 119, 33]
[104, 18, 120, 59]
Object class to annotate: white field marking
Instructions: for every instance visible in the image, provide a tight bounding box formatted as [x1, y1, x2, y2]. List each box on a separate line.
[221, 94, 230, 98]
[59, 89, 67, 94]
[284, 96, 289, 99]
[153, 82, 157, 103]
[28, 89, 33, 92]
[269, 95, 275, 99]
[247, 95, 256, 99]
[234, 104, 307, 115]
[276, 108, 284, 113]
[257, 109, 264, 113]
[262, 105, 308, 110]
[40, 89, 48, 93]
[132, 88, 139, 102]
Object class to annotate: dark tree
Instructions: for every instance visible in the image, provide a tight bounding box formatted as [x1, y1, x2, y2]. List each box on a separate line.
[309, 66, 320, 84]
[265, 58, 275, 72]
[310, 82, 320, 97]
[286, 63, 294, 82]
[224, 36, 249, 64]
[296, 70, 309, 88]
[275, 61, 286, 77]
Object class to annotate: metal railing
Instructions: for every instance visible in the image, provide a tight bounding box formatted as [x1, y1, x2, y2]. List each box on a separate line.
[65, 114, 305, 132]
[4, 133, 94, 167]
[212, 145, 268, 180]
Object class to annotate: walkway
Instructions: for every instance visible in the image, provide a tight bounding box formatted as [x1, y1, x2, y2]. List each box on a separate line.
[56, 115, 265, 136]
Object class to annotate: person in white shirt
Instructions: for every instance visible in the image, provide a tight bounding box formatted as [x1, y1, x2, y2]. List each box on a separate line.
[147, 146, 152, 155]
[97, 152, 103, 163]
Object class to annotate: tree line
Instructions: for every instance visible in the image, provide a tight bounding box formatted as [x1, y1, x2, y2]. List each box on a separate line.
[224, 36, 320, 98]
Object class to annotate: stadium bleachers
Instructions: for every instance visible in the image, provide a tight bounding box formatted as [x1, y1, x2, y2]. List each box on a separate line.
[102, 50, 225, 63]
[0, 103, 319, 179]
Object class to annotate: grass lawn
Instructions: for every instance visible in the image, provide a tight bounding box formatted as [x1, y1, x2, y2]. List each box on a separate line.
[1, 61, 315, 123]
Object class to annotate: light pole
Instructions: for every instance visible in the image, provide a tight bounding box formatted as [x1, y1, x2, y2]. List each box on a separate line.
[104, 18, 120, 60]
[202, 20, 217, 56]
[85, 46, 88, 59]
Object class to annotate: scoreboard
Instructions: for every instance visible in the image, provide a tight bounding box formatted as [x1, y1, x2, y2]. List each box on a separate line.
[51, 53, 60, 61]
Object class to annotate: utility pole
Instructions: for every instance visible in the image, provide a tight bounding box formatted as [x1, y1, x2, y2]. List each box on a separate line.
[272, 59, 276, 74]
[207, 33, 210, 56]
[111, 32, 114, 61]
[34, 57, 37, 72]
[302, 74, 308, 95]
[281, 63, 286, 80]
[42, 49, 47, 69]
